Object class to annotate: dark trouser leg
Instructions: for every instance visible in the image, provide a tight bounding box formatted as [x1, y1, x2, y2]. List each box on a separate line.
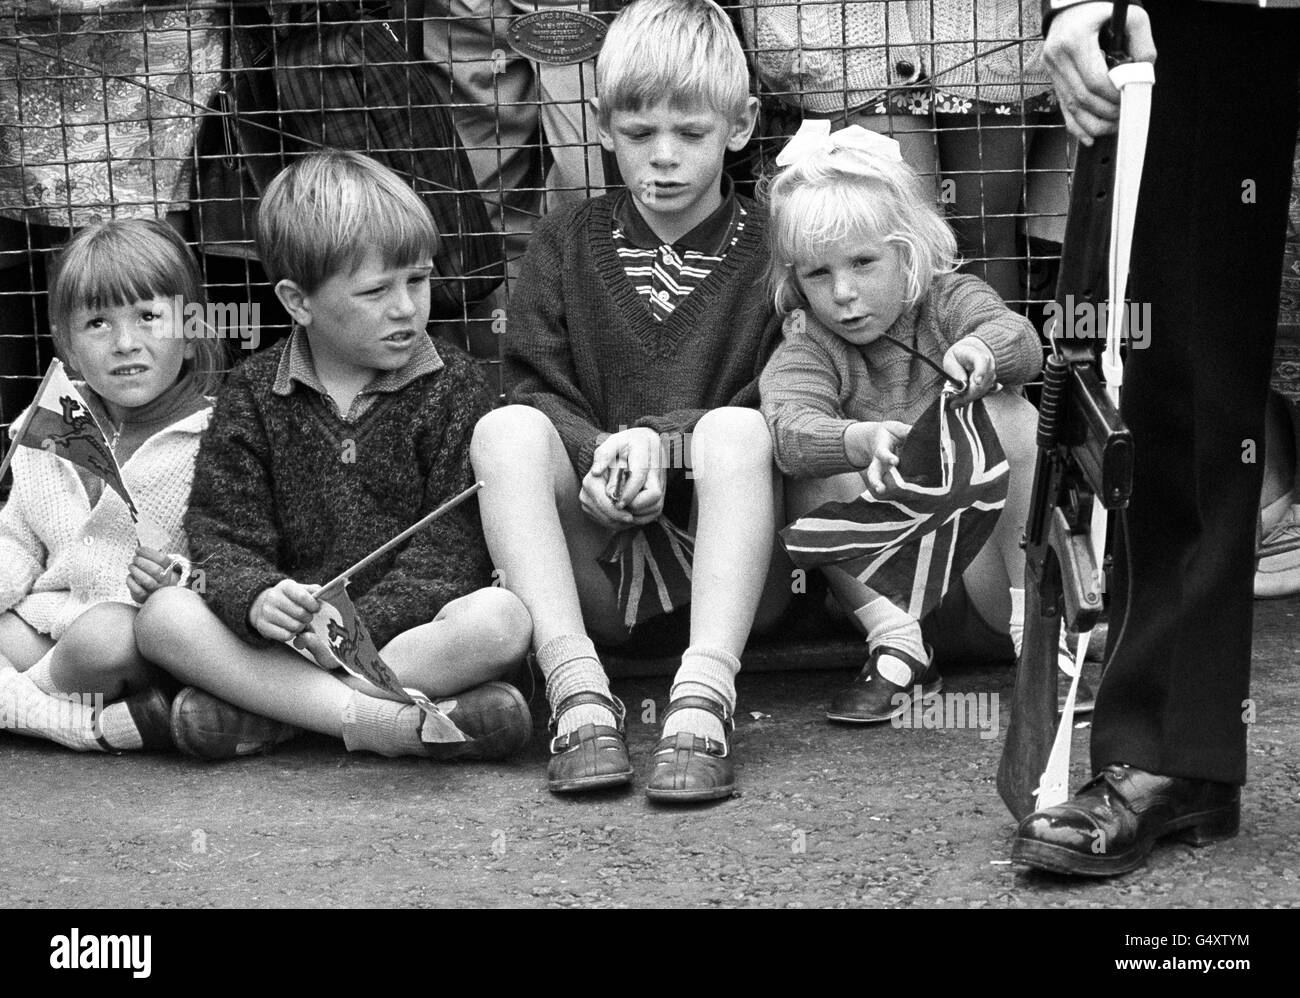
[1093, 1, 1300, 783]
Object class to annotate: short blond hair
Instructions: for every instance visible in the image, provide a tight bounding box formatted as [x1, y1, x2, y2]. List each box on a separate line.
[762, 144, 959, 314]
[256, 150, 439, 292]
[597, 0, 750, 126]
[48, 219, 224, 395]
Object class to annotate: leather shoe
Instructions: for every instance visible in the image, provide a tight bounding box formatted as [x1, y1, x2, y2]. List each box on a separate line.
[1012, 763, 1241, 876]
[645, 696, 735, 803]
[547, 691, 633, 794]
[826, 644, 939, 724]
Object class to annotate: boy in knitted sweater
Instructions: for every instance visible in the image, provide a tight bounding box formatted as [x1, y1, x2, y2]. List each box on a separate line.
[134, 151, 534, 761]
[471, 0, 790, 802]
[760, 121, 1062, 725]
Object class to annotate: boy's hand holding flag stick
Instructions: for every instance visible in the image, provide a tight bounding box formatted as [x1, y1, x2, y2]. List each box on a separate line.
[288, 482, 485, 743]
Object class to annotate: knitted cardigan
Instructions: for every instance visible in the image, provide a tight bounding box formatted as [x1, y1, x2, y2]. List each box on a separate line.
[760, 272, 1043, 478]
[184, 336, 494, 650]
[0, 400, 211, 640]
[505, 193, 782, 480]
[743, 1, 1051, 114]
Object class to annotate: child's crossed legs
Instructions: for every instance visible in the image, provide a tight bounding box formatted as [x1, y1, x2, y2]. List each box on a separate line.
[0, 603, 173, 751]
[133, 585, 531, 758]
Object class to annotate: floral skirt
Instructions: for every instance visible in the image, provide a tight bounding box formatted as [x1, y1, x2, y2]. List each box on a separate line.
[860, 85, 1060, 118]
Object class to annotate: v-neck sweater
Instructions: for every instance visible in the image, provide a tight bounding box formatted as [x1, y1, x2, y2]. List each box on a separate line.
[0, 396, 212, 640]
[183, 335, 494, 649]
[504, 192, 782, 478]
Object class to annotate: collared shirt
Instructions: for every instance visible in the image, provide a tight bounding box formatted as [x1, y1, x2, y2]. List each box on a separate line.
[611, 179, 748, 322]
[271, 326, 444, 422]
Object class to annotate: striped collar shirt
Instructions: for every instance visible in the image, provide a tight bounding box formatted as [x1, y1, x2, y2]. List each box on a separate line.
[611, 179, 748, 322]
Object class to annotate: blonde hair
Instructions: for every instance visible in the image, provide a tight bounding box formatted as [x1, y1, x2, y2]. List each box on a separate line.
[256, 149, 439, 292]
[761, 142, 958, 315]
[597, 0, 750, 126]
[48, 219, 224, 395]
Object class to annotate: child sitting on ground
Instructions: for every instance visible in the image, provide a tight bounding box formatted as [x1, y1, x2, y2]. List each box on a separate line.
[471, 0, 790, 803]
[0, 219, 221, 751]
[134, 150, 533, 761]
[760, 120, 1067, 724]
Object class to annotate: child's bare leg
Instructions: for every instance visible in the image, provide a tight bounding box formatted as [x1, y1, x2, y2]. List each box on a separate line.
[378, 587, 532, 697]
[0, 605, 166, 752]
[46, 602, 154, 701]
[655, 409, 785, 744]
[135, 587, 354, 734]
[472, 405, 629, 735]
[0, 611, 52, 671]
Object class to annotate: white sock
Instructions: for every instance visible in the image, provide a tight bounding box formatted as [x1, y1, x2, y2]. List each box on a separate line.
[340, 691, 427, 757]
[662, 645, 740, 742]
[25, 649, 59, 694]
[1009, 588, 1074, 669]
[0, 664, 108, 752]
[536, 634, 615, 735]
[853, 596, 927, 684]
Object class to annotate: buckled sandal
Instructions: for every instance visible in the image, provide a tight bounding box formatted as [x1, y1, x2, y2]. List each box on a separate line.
[547, 691, 633, 794]
[645, 696, 736, 803]
[826, 644, 940, 724]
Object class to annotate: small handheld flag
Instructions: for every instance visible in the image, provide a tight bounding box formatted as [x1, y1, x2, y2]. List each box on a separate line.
[0, 359, 168, 548]
[780, 386, 1009, 620]
[598, 517, 695, 629]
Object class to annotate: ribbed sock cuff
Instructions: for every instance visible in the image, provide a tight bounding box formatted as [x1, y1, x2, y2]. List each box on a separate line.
[536, 633, 610, 714]
[671, 645, 741, 714]
[97, 701, 142, 751]
[341, 692, 422, 758]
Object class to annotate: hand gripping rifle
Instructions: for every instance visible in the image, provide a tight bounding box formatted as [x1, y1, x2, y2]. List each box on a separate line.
[997, 2, 1153, 821]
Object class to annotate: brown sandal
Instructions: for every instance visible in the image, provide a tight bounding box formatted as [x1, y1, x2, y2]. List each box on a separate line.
[644, 696, 735, 803]
[547, 691, 633, 794]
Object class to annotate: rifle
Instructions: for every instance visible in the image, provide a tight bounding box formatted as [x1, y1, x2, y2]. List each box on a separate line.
[997, 2, 1146, 821]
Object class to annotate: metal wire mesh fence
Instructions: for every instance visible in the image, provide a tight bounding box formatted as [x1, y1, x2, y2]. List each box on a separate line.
[0, 0, 1070, 435]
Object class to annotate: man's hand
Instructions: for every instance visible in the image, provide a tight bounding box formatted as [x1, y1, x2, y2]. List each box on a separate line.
[1043, 2, 1156, 144]
[126, 546, 183, 604]
[943, 336, 998, 404]
[583, 427, 666, 529]
[249, 579, 321, 643]
[845, 420, 912, 495]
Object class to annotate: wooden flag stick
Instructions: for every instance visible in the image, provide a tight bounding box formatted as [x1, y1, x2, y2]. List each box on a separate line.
[317, 481, 484, 598]
[0, 359, 60, 486]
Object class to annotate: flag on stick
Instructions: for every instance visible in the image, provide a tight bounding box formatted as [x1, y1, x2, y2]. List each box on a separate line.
[0, 359, 169, 547]
[780, 386, 1009, 619]
[291, 583, 466, 743]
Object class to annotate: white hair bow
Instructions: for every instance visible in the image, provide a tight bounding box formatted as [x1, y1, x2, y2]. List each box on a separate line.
[775, 119, 903, 168]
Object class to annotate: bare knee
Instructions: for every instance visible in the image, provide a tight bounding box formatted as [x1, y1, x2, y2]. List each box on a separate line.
[451, 587, 533, 664]
[134, 586, 209, 664]
[59, 602, 141, 676]
[471, 405, 556, 469]
[982, 390, 1038, 461]
[691, 407, 774, 478]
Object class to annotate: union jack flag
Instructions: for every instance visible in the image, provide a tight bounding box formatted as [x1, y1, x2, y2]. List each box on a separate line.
[598, 518, 695, 629]
[780, 387, 1009, 619]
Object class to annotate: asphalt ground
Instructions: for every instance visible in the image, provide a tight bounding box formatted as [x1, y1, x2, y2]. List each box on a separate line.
[1, 597, 1297, 910]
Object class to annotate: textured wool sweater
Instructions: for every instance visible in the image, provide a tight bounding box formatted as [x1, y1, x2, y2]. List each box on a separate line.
[0, 389, 211, 640]
[184, 334, 494, 650]
[505, 192, 782, 479]
[760, 272, 1043, 478]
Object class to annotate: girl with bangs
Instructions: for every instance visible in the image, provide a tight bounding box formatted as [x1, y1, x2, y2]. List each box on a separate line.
[0, 219, 221, 753]
[759, 121, 1065, 725]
